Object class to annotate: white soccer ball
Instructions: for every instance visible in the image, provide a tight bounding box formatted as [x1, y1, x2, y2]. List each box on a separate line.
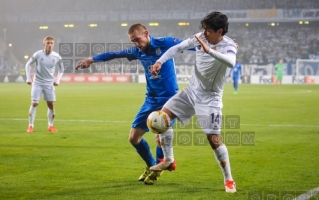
[147, 111, 171, 134]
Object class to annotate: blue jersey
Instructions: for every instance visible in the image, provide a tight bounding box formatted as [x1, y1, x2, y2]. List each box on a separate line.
[93, 36, 182, 98]
[230, 62, 242, 77]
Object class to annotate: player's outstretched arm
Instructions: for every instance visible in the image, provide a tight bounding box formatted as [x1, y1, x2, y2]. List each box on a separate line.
[76, 49, 136, 70]
[75, 57, 94, 70]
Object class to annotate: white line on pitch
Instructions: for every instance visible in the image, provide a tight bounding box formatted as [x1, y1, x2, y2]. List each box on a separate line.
[1, 118, 319, 128]
[242, 124, 319, 128]
[294, 186, 319, 200]
[269, 124, 319, 127]
[0, 118, 127, 123]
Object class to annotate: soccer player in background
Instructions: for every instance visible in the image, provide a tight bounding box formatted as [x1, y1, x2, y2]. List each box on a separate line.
[274, 59, 285, 85]
[229, 59, 242, 94]
[25, 36, 64, 133]
[76, 24, 187, 185]
[151, 11, 237, 193]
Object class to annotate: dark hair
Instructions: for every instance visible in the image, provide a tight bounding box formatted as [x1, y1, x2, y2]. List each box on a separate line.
[200, 11, 228, 36]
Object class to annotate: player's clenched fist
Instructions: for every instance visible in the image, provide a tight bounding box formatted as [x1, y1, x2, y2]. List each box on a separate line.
[75, 57, 93, 70]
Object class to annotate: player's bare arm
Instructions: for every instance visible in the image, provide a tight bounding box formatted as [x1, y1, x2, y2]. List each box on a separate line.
[75, 57, 94, 70]
[151, 61, 162, 76]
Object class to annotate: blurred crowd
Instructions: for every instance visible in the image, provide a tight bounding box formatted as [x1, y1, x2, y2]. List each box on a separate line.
[2, 0, 319, 75]
[2, 21, 319, 75]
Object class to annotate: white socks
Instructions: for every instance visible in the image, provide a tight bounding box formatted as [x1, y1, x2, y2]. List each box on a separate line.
[29, 106, 55, 128]
[213, 144, 233, 182]
[159, 128, 174, 162]
[47, 109, 55, 127]
[28, 106, 37, 126]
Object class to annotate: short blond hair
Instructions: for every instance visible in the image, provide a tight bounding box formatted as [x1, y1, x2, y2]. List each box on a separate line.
[43, 36, 55, 43]
[128, 24, 147, 34]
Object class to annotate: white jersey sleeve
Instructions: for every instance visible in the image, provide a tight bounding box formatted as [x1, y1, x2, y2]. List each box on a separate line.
[25, 52, 38, 83]
[54, 55, 64, 84]
[208, 45, 236, 68]
[157, 35, 197, 64]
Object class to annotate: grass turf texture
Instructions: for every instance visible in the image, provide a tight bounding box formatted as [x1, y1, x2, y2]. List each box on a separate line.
[0, 83, 318, 200]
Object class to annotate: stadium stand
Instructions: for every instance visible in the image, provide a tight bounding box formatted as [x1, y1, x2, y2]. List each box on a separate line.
[1, 0, 319, 75]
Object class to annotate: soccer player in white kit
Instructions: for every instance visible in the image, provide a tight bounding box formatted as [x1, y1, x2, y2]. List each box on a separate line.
[150, 12, 237, 193]
[25, 36, 64, 133]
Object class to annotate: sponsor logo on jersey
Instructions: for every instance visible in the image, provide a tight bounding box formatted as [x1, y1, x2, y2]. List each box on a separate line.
[227, 50, 236, 54]
[155, 48, 161, 55]
[197, 45, 201, 50]
[150, 75, 161, 79]
[148, 65, 161, 79]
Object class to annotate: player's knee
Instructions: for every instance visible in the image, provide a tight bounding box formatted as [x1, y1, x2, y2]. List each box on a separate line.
[47, 101, 54, 109]
[128, 129, 143, 145]
[128, 130, 137, 144]
[207, 134, 222, 149]
[32, 103, 38, 107]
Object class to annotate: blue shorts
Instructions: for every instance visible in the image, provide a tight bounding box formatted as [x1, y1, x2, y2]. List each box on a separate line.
[232, 75, 239, 83]
[132, 96, 175, 132]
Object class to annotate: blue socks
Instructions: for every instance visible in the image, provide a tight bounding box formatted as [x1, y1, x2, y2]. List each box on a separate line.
[156, 146, 164, 164]
[133, 138, 156, 167]
[234, 82, 238, 91]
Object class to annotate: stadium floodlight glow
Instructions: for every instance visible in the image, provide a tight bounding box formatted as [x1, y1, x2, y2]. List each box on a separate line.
[149, 23, 159, 26]
[24, 55, 29, 59]
[245, 23, 249, 27]
[64, 24, 74, 28]
[89, 24, 97, 27]
[270, 23, 275, 26]
[8, 43, 12, 47]
[299, 21, 303, 25]
[178, 22, 190, 26]
[305, 21, 309, 24]
[121, 23, 128, 27]
[39, 26, 48, 30]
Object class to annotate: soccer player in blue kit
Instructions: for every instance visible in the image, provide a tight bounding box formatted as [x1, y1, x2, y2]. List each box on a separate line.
[76, 24, 185, 185]
[229, 59, 241, 94]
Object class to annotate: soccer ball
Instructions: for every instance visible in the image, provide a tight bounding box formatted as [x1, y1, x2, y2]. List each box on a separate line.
[147, 111, 171, 134]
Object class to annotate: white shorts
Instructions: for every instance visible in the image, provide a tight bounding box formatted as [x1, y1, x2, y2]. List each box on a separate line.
[31, 84, 56, 103]
[163, 87, 222, 134]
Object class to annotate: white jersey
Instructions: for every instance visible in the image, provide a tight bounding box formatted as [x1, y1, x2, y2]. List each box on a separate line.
[25, 50, 64, 85]
[158, 32, 237, 101]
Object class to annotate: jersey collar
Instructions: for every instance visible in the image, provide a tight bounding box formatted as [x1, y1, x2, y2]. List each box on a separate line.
[137, 35, 156, 54]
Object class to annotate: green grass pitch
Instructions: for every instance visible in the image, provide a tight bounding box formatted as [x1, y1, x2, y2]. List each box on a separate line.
[0, 83, 318, 200]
